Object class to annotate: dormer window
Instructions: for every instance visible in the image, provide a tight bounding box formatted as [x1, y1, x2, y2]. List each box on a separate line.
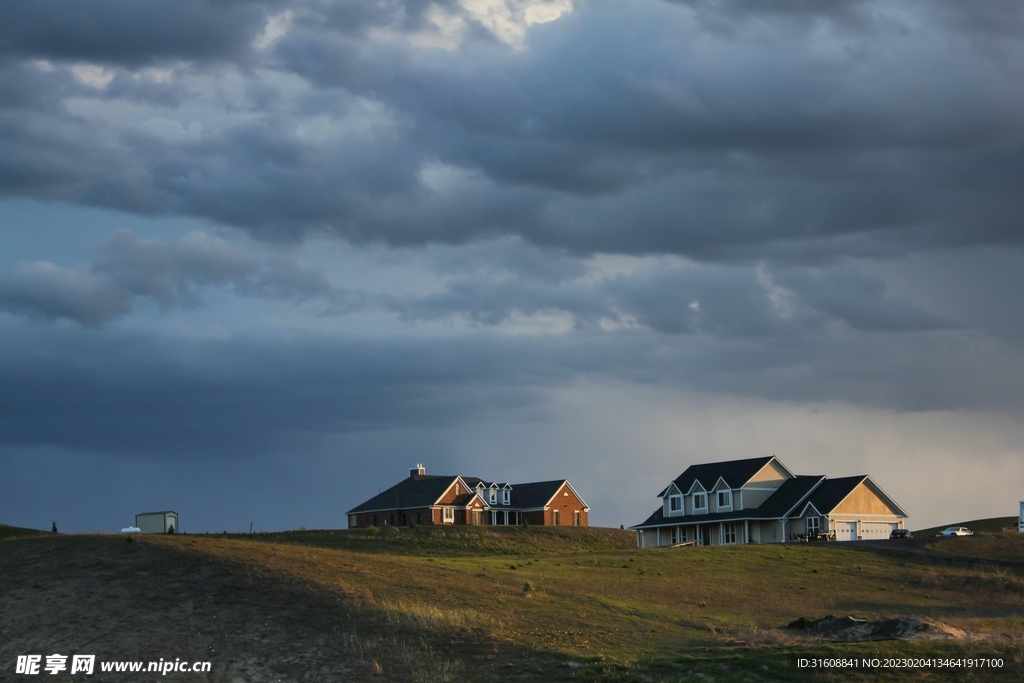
[502, 489, 510, 505]
[489, 489, 496, 504]
[693, 493, 707, 511]
[717, 490, 732, 509]
[669, 495, 682, 514]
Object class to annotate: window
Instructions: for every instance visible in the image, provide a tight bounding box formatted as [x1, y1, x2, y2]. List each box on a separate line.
[443, 507, 454, 523]
[670, 527, 679, 544]
[388, 513, 394, 526]
[723, 523, 736, 544]
[416, 511, 422, 524]
[502, 489, 510, 505]
[573, 510, 582, 526]
[552, 510, 560, 525]
[806, 517, 820, 534]
[669, 495, 682, 513]
[489, 489, 496, 504]
[693, 493, 707, 511]
[372, 515, 378, 526]
[718, 490, 731, 509]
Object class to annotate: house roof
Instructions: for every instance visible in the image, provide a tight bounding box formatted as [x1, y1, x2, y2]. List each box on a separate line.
[753, 476, 825, 518]
[631, 469, 909, 530]
[347, 474, 465, 514]
[509, 480, 570, 509]
[348, 474, 588, 514]
[807, 475, 909, 517]
[804, 476, 866, 514]
[670, 456, 777, 494]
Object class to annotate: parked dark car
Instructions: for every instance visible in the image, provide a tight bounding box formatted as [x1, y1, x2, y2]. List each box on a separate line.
[889, 528, 913, 539]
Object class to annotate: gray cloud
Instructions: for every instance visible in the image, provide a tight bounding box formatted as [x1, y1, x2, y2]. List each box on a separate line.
[0, 1, 1020, 260]
[0, 262, 130, 327]
[0, 230, 341, 326]
[0, 1, 277, 67]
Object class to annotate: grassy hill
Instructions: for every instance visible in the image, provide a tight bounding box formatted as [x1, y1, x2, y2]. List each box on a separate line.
[3, 527, 1023, 682]
[915, 516, 1019, 537]
[0, 522, 46, 540]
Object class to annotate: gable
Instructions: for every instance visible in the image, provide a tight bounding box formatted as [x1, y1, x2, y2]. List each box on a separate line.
[831, 480, 902, 516]
[551, 481, 589, 510]
[747, 457, 794, 484]
[659, 481, 683, 498]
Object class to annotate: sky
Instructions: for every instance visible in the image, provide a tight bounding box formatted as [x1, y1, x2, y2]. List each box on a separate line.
[1, 0, 1023, 533]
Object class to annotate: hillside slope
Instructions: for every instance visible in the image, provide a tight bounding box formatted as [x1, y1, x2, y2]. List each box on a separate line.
[3, 528, 1024, 682]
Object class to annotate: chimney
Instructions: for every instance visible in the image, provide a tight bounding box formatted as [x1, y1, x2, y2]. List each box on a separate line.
[410, 463, 426, 478]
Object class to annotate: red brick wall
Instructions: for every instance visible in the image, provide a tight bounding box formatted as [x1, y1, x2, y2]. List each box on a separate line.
[547, 483, 589, 526]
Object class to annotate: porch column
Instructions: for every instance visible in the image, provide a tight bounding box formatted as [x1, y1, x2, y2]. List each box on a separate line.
[744, 519, 749, 543]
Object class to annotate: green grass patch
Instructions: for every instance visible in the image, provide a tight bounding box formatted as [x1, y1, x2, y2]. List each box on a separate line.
[226, 524, 636, 557]
[0, 522, 46, 540]
[916, 516, 1019, 537]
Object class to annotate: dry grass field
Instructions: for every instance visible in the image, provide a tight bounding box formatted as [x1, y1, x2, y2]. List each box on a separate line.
[2, 525, 1024, 682]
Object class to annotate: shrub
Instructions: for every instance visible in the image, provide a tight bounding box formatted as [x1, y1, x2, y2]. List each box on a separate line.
[366, 525, 380, 537]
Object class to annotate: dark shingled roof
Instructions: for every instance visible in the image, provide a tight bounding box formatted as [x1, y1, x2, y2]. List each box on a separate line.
[347, 474, 464, 514]
[805, 476, 868, 515]
[669, 456, 776, 494]
[753, 476, 825, 518]
[509, 480, 567, 509]
[631, 475, 831, 529]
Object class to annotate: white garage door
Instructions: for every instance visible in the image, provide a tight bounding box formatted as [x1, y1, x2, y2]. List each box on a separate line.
[861, 522, 897, 539]
[834, 522, 857, 541]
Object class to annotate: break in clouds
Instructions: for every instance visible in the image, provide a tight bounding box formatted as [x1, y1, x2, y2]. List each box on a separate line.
[1, 0, 1023, 530]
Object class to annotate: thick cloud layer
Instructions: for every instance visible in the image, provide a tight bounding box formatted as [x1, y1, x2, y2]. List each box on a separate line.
[1, 0, 1022, 257]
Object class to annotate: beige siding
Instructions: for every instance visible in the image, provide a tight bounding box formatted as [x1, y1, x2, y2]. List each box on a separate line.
[832, 482, 898, 516]
[748, 459, 793, 484]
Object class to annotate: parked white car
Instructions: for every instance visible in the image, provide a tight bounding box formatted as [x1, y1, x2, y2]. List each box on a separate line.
[939, 526, 973, 536]
[120, 526, 141, 533]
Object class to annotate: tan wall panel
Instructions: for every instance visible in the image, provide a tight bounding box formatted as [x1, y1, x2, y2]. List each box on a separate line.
[833, 482, 897, 515]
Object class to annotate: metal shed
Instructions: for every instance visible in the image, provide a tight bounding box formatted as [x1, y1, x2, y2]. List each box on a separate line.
[135, 511, 179, 534]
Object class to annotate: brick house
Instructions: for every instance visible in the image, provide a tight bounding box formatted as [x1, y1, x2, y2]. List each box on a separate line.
[630, 456, 908, 547]
[347, 464, 589, 528]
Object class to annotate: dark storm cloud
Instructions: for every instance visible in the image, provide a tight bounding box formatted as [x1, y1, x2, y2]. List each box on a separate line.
[0, 1, 277, 66]
[0, 230, 343, 326]
[0, 0, 1021, 259]
[0, 309, 1020, 463]
[0, 325, 556, 459]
